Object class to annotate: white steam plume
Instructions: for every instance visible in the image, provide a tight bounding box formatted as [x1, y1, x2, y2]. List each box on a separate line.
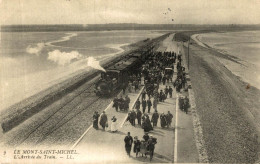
[48, 50, 83, 66]
[87, 57, 106, 72]
[26, 43, 45, 55]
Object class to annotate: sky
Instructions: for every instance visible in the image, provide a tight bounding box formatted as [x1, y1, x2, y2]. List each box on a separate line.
[0, 0, 260, 25]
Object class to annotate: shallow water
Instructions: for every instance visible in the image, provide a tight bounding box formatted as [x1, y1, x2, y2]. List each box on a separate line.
[192, 31, 260, 89]
[0, 31, 163, 111]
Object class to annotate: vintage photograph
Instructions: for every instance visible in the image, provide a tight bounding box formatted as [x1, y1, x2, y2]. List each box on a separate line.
[0, 0, 260, 163]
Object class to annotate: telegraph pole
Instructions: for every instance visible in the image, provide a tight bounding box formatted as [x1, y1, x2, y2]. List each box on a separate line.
[188, 36, 190, 70]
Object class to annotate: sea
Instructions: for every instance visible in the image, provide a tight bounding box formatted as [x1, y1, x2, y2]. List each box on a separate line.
[0, 31, 163, 111]
[192, 31, 260, 90]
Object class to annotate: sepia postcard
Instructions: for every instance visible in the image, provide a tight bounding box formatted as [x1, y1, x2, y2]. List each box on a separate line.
[0, 0, 260, 163]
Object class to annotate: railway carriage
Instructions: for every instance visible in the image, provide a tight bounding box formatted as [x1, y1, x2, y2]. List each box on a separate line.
[95, 56, 142, 96]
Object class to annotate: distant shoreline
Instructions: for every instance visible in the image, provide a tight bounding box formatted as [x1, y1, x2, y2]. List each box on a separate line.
[191, 31, 260, 90]
[1, 24, 260, 32]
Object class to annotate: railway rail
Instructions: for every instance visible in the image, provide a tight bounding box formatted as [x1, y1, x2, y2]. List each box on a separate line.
[16, 82, 98, 147]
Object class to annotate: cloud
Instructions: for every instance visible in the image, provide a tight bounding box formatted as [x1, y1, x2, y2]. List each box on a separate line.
[26, 43, 45, 55]
[48, 50, 83, 66]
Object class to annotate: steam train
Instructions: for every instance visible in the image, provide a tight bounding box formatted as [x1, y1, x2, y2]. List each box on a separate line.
[94, 47, 154, 96]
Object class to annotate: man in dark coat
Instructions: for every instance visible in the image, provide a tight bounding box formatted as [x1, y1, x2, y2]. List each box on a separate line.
[135, 98, 141, 110]
[183, 96, 190, 114]
[166, 111, 173, 128]
[164, 86, 169, 98]
[159, 90, 164, 102]
[93, 111, 100, 130]
[151, 110, 159, 127]
[113, 97, 119, 112]
[130, 110, 137, 126]
[169, 86, 173, 98]
[119, 96, 125, 111]
[99, 111, 108, 130]
[125, 95, 130, 111]
[136, 109, 142, 126]
[160, 113, 167, 128]
[142, 99, 147, 113]
[141, 90, 146, 101]
[147, 136, 157, 161]
[124, 132, 133, 157]
[162, 76, 166, 85]
[147, 98, 152, 113]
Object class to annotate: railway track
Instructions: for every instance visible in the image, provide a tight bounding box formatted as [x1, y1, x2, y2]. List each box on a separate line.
[14, 81, 99, 147]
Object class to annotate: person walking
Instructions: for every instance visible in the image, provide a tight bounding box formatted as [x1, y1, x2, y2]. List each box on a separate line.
[162, 75, 166, 85]
[142, 99, 147, 113]
[124, 132, 133, 157]
[135, 98, 141, 110]
[151, 110, 159, 127]
[140, 140, 147, 158]
[147, 135, 157, 161]
[183, 96, 190, 114]
[113, 97, 119, 112]
[153, 98, 157, 111]
[136, 109, 142, 126]
[159, 90, 163, 102]
[133, 136, 141, 157]
[111, 116, 118, 132]
[143, 114, 153, 132]
[169, 86, 173, 98]
[160, 113, 167, 128]
[125, 95, 130, 111]
[92, 111, 100, 130]
[141, 90, 146, 101]
[164, 86, 169, 98]
[99, 111, 108, 130]
[119, 96, 125, 111]
[143, 132, 150, 142]
[166, 111, 173, 128]
[147, 98, 152, 113]
[130, 110, 137, 126]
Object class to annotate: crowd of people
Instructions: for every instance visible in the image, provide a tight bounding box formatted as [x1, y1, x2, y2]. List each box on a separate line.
[124, 132, 157, 161]
[112, 95, 131, 112]
[92, 50, 190, 161]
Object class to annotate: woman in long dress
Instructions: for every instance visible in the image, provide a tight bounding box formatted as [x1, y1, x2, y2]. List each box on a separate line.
[111, 116, 118, 132]
[140, 140, 147, 157]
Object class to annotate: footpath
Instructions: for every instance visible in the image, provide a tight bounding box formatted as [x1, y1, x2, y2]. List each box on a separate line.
[71, 34, 199, 163]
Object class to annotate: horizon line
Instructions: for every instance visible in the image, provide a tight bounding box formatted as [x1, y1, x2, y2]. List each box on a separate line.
[2, 23, 260, 26]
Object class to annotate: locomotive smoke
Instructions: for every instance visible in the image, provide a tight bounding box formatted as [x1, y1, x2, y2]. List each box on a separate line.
[26, 43, 45, 55]
[87, 56, 106, 72]
[48, 50, 83, 66]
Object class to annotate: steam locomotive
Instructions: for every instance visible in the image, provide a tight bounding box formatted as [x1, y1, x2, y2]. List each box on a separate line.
[94, 47, 154, 96]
